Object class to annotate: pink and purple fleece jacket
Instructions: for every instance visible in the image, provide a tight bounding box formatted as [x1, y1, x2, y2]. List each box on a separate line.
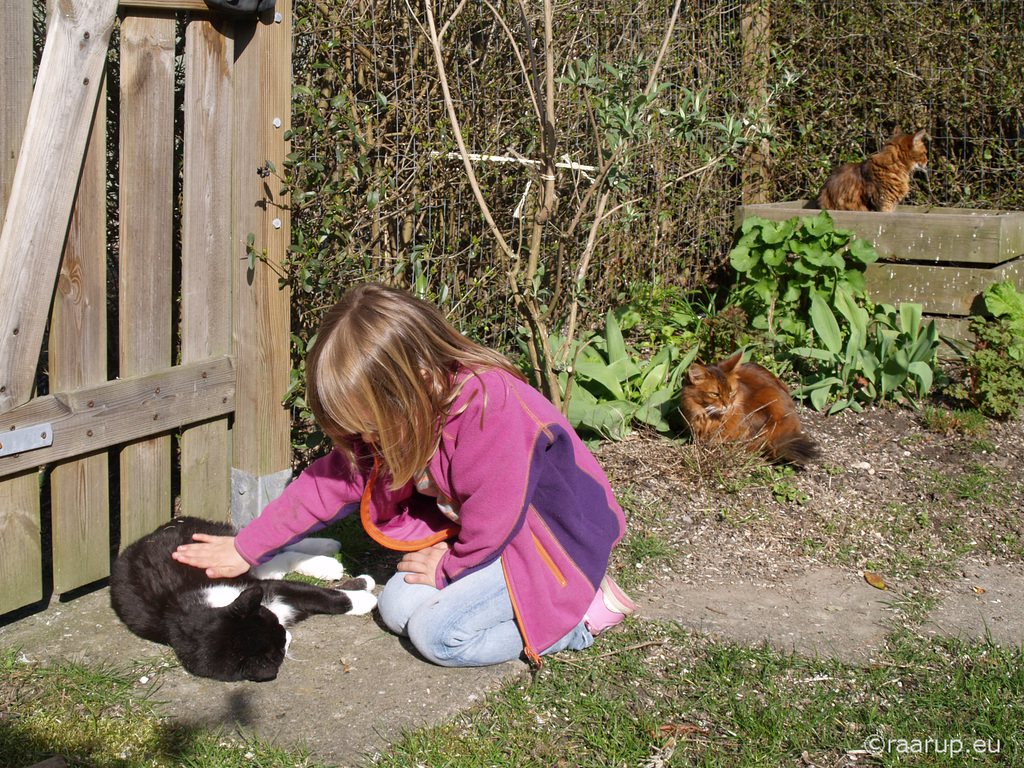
[234, 367, 627, 659]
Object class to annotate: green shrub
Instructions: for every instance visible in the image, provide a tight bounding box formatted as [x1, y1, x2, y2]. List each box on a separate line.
[947, 281, 1024, 420]
[791, 298, 941, 413]
[537, 310, 697, 440]
[949, 318, 1024, 420]
[730, 211, 879, 347]
[616, 281, 764, 363]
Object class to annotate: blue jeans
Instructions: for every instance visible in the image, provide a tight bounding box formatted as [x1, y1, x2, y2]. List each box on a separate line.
[377, 558, 594, 667]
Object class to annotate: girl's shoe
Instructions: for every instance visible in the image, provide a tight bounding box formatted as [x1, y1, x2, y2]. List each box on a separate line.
[584, 574, 637, 634]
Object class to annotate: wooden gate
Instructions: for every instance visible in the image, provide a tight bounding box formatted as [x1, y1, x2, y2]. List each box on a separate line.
[0, 0, 294, 616]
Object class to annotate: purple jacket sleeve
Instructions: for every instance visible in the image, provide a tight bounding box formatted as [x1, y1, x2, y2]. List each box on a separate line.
[432, 373, 546, 587]
[234, 448, 368, 566]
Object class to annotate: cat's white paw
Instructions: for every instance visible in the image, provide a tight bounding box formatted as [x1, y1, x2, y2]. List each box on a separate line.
[292, 555, 346, 582]
[350, 574, 375, 592]
[284, 538, 341, 556]
[252, 551, 307, 580]
[343, 589, 378, 615]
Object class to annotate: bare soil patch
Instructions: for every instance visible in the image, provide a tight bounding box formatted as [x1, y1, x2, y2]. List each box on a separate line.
[595, 402, 1024, 653]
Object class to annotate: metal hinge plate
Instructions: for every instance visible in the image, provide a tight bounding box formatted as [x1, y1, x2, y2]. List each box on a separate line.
[0, 423, 54, 458]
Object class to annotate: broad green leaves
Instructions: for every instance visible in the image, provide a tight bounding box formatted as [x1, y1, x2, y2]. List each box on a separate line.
[731, 211, 943, 413]
[791, 300, 939, 413]
[730, 212, 879, 347]
[553, 311, 698, 439]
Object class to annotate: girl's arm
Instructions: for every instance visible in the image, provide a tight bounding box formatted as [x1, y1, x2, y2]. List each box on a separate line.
[233, 448, 369, 566]
[433, 374, 542, 585]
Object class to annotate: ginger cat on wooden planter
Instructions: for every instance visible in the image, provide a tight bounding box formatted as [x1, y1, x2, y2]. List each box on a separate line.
[817, 129, 928, 212]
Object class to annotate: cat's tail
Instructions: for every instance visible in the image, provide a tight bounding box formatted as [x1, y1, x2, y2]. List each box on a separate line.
[771, 432, 819, 465]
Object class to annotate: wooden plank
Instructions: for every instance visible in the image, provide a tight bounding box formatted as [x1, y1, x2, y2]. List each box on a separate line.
[180, 15, 234, 521]
[231, 9, 292, 479]
[0, 0, 119, 415]
[0, 469, 42, 614]
[735, 202, 1024, 266]
[931, 316, 973, 350]
[50, 73, 111, 593]
[118, 12, 177, 546]
[0, 357, 236, 479]
[1, 0, 33, 217]
[0, 0, 47, 616]
[865, 257, 1024, 317]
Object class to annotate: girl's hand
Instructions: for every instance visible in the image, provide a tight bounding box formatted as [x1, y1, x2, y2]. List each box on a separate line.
[396, 541, 451, 586]
[172, 533, 250, 579]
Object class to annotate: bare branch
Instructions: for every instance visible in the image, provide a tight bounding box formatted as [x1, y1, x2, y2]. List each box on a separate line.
[423, 0, 516, 263]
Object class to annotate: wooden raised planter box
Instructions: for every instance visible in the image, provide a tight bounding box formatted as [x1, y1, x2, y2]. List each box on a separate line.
[734, 200, 1024, 344]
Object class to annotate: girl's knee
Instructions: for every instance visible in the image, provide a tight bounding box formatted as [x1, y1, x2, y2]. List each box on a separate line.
[405, 601, 460, 665]
[406, 601, 523, 667]
[377, 572, 434, 636]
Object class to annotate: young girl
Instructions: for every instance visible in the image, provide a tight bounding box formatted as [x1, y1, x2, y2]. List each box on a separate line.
[172, 282, 635, 667]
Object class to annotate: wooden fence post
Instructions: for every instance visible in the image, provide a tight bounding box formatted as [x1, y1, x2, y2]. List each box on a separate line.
[0, 0, 36, 616]
[230, 6, 293, 521]
[50, 73, 111, 593]
[180, 15, 235, 521]
[118, 11, 177, 546]
[741, 0, 771, 205]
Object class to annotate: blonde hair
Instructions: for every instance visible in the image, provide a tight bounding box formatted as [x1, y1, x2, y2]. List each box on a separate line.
[306, 283, 525, 488]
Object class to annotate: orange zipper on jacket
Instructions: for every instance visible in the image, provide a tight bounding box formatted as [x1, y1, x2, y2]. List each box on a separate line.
[532, 532, 567, 586]
[502, 554, 543, 669]
[360, 457, 460, 552]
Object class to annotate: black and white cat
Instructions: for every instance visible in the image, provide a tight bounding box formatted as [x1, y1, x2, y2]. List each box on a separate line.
[110, 516, 376, 683]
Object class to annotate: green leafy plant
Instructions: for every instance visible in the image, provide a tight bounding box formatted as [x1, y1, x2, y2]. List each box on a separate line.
[616, 281, 764, 363]
[920, 405, 989, 437]
[730, 211, 879, 345]
[538, 310, 697, 439]
[948, 281, 1024, 419]
[983, 279, 1024, 335]
[771, 472, 809, 505]
[791, 296, 940, 413]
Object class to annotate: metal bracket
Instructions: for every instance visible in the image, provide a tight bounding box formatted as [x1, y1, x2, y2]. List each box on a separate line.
[230, 467, 293, 529]
[0, 423, 54, 458]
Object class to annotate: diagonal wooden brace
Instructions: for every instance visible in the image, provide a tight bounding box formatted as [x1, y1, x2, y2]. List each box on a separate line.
[0, 0, 120, 416]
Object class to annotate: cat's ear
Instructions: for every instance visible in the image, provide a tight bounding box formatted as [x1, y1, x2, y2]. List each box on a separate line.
[687, 364, 708, 384]
[719, 350, 743, 372]
[912, 129, 928, 144]
[229, 585, 265, 617]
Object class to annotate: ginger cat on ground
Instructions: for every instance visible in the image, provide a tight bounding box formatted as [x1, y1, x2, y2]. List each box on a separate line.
[816, 129, 928, 212]
[680, 351, 817, 464]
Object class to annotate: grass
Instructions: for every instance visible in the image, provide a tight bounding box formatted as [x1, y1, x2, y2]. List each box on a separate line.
[0, 650, 333, 768]
[366, 624, 1024, 767]
[919, 405, 989, 437]
[5, 622, 1022, 768]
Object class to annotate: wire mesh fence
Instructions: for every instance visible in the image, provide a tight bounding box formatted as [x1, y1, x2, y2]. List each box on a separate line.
[288, 0, 1024, 351]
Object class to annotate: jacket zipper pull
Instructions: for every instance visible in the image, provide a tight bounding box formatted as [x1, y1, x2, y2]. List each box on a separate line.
[526, 648, 544, 684]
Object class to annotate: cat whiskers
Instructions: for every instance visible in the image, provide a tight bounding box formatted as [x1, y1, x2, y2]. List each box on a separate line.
[282, 634, 309, 663]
